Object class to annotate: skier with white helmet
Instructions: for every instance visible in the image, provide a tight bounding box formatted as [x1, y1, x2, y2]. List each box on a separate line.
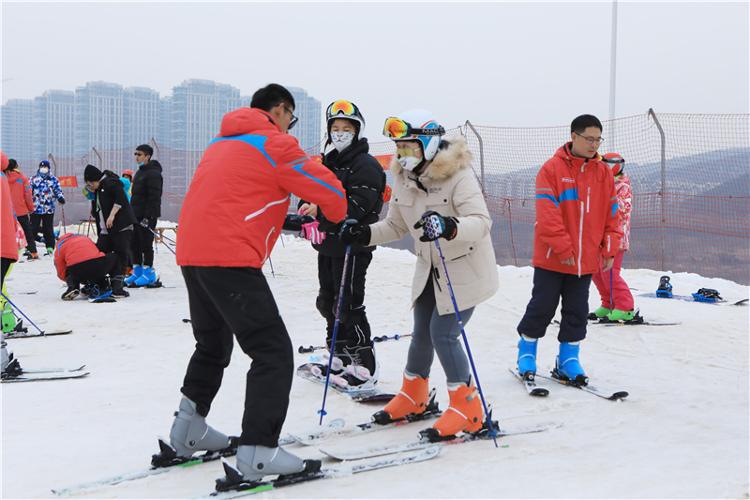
[292, 99, 386, 387]
[341, 110, 499, 439]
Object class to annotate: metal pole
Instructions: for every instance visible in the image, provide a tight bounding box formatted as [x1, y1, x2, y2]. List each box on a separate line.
[609, 0, 619, 129]
[648, 108, 666, 271]
[464, 120, 486, 196]
[92, 147, 103, 168]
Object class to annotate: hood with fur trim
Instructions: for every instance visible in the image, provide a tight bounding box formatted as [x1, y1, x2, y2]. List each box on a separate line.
[390, 136, 473, 181]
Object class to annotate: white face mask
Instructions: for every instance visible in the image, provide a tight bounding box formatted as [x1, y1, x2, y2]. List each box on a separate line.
[330, 131, 354, 152]
[39, 167, 50, 175]
[397, 156, 422, 171]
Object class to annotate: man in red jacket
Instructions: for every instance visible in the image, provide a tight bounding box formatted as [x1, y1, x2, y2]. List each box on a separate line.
[54, 233, 119, 301]
[5, 159, 37, 259]
[169, 84, 347, 486]
[515, 115, 622, 386]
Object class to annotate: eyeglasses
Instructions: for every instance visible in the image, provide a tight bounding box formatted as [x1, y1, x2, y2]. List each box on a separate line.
[283, 105, 298, 130]
[327, 99, 359, 118]
[383, 117, 445, 140]
[574, 132, 604, 145]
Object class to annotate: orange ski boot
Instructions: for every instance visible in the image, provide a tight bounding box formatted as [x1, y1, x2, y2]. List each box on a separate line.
[427, 383, 483, 439]
[372, 373, 429, 424]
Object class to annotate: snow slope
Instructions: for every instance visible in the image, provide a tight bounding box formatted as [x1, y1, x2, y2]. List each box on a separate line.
[2, 235, 748, 498]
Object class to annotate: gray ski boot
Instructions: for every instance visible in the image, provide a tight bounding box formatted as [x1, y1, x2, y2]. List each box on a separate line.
[235, 444, 320, 482]
[169, 396, 231, 457]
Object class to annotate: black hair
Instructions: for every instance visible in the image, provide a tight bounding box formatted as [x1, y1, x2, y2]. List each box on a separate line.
[250, 84, 296, 112]
[571, 114, 603, 134]
[135, 144, 154, 157]
[7, 158, 18, 170]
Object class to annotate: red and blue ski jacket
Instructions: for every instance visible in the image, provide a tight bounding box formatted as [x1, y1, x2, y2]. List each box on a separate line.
[176, 107, 347, 268]
[532, 143, 622, 276]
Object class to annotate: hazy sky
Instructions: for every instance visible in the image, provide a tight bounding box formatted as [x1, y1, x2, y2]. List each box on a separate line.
[2, 1, 748, 134]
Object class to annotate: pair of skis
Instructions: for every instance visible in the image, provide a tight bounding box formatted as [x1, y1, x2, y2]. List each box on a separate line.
[2, 364, 89, 383]
[509, 368, 628, 401]
[3, 328, 72, 340]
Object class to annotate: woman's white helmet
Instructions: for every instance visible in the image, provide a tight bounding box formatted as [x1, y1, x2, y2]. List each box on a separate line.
[387, 109, 444, 161]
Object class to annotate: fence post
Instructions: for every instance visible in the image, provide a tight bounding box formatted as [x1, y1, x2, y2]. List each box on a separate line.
[92, 147, 103, 169]
[648, 108, 666, 272]
[463, 120, 486, 196]
[506, 199, 518, 267]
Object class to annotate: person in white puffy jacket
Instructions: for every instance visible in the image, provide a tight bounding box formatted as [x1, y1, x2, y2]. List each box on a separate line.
[341, 109, 499, 440]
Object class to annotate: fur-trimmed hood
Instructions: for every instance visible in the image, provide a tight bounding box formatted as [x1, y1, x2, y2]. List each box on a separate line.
[390, 136, 473, 181]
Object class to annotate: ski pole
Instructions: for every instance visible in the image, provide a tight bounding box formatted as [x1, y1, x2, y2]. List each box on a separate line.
[299, 333, 413, 353]
[159, 239, 176, 256]
[318, 223, 355, 425]
[0, 292, 44, 334]
[609, 269, 614, 310]
[268, 256, 276, 278]
[425, 218, 497, 447]
[146, 226, 177, 245]
[373, 333, 412, 343]
[61, 207, 67, 234]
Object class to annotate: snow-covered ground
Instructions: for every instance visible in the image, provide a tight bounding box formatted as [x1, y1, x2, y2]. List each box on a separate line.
[2, 235, 748, 498]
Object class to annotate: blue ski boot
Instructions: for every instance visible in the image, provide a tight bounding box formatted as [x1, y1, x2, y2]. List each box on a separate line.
[517, 335, 538, 378]
[554, 342, 588, 385]
[125, 265, 143, 287]
[133, 266, 157, 287]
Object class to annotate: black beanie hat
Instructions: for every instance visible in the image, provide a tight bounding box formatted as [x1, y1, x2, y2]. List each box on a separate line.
[84, 164, 103, 182]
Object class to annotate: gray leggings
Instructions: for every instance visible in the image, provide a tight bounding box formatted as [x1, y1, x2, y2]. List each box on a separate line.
[405, 283, 475, 384]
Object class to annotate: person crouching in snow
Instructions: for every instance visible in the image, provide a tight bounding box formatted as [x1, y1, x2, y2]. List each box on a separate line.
[341, 109, 499, 439]
[54, 233, 121, 301]
[591, 152, 635, 321]
[515, 114, 622, 385]
[292, 99, 386, 387]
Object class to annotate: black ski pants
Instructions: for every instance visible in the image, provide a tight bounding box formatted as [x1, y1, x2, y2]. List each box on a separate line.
[30, 213, 55, 250]
[1, 257, 13, 288]
[16, 215, 37, 254]
[316, 251, 373, 350]
[180, 266, 293, 448]
[131, 218, 156, 267]
[67, 253, 119, 290]
[96, 229, 133, 276]
[517, 267, 592, 343]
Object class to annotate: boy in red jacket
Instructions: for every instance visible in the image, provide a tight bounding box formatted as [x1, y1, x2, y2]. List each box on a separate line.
[168, 84, 347, 487]
[515, 115, 622, 385]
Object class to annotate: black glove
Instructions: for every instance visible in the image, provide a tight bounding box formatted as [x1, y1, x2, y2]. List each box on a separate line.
[413, 211, 458, 242]
[283, 214, 314, 232]
[57, 197, 66, 205]
[340, 221, 371, 245]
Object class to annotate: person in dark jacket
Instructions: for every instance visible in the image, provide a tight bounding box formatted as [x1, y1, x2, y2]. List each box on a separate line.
[84, 164, 136, 297]
[293, 99, 386, 387]
[127, 144, 163, 287]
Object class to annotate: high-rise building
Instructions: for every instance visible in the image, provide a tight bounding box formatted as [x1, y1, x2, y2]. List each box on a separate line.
[1, 98, 34, 171]
[287, 87, 322, 153]
[74, 81, 126, 169]
[33, 90, 75, 175]
[124, 86, 160, 151]
[167, 79, 242, 194]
